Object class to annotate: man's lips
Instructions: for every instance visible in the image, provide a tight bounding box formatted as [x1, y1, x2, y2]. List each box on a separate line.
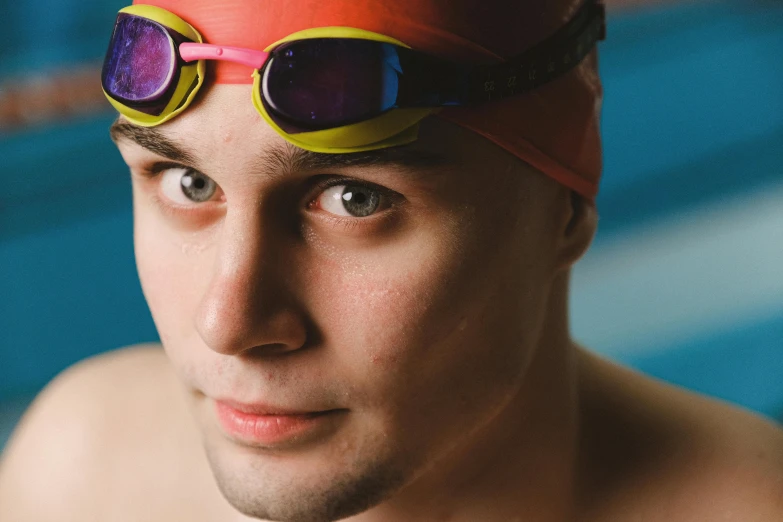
[214, 398, 334, 415]
[213, 399, 345, 446]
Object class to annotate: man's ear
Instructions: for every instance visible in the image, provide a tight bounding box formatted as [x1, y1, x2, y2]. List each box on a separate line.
[553, 189, 598, 272]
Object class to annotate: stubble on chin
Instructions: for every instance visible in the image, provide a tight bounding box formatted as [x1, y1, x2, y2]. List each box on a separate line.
[201, 438, 410, 522]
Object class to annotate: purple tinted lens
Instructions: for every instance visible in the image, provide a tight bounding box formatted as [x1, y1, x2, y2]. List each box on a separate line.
[262, 39, 400, 130]
[102, 14, 176, 103]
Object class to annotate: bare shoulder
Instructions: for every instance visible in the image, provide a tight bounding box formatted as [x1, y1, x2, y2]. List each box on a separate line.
[577, 348, 783, 522]
[0, 343, 222, 521]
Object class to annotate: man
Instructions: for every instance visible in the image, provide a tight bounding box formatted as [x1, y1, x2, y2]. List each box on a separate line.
[1, 0, 782, 520]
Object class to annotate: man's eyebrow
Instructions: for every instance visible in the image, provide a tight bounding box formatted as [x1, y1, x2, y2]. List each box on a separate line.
[110, 119, 453, 177]
[260, 140, 454, 180]
[110, 120, 196, 164]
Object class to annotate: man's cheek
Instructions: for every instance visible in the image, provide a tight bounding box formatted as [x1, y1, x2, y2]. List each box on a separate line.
[314, 262, 446, 377]
[134, 223, 209, 336]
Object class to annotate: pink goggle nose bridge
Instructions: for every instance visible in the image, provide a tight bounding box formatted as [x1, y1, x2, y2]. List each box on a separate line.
[180, 42, 269, 69]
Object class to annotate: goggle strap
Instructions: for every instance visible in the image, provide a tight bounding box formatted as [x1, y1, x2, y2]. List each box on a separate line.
[466, 0, 606, 104]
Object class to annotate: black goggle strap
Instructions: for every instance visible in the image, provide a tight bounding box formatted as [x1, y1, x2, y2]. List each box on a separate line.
[466, 0, 607, 104]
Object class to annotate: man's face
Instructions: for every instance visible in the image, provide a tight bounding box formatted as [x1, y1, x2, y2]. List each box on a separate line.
[114, 84, 571, 521]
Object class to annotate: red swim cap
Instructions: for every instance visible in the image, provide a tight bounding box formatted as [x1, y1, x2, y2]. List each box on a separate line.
[133, 0, 604, 199]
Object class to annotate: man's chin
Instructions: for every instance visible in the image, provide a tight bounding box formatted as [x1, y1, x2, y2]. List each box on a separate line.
[202, 438, 408, 522]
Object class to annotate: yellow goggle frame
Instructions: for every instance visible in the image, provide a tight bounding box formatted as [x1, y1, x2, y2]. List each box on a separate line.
[102, 4, 439, 154]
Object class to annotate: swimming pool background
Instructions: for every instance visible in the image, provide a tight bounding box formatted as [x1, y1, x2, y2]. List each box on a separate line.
[1, 0, 782, 450]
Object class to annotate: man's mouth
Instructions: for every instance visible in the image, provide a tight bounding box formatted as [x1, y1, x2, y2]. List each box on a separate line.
[213, 398, 345, 447]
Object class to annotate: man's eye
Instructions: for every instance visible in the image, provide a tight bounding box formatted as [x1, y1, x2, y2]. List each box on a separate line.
[159, 167, 219, 205]
[315, 183, 386, 218]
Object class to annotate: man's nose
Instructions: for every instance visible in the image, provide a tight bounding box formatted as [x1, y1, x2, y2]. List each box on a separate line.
[194, 205, 308, 356]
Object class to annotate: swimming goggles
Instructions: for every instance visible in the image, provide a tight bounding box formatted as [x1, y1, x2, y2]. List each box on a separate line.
[102, 2, 606, 153]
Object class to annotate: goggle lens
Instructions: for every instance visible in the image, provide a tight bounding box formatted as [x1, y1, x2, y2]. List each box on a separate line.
[262, 39, 401, 130]
[102, 14, 177, 105]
